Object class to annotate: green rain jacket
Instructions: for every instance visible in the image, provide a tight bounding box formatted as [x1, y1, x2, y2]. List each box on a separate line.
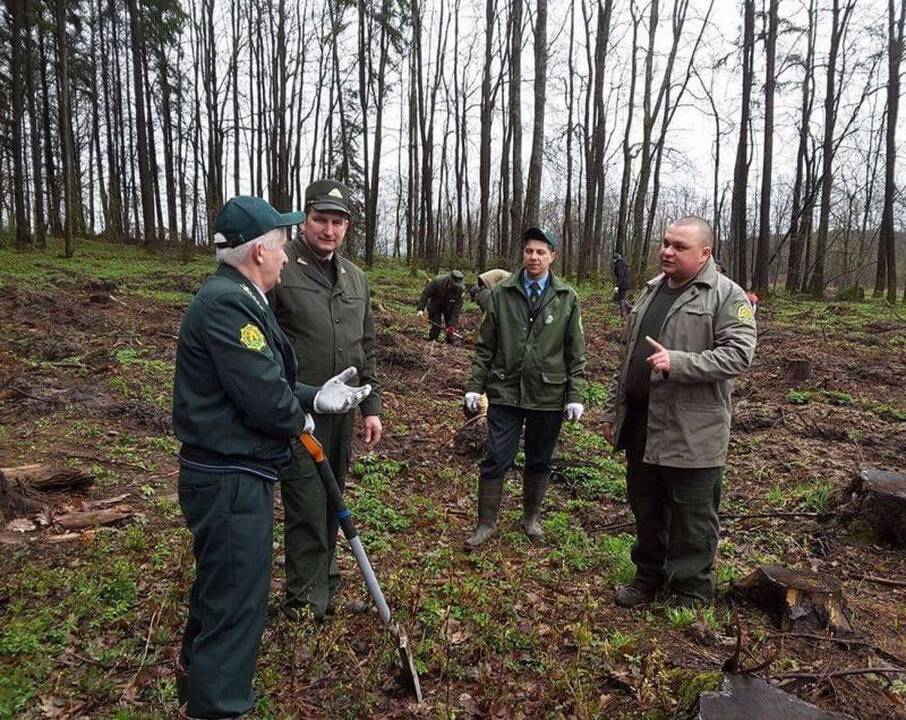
[172, 264, 318, 477]
[269, 238, 381, 416]
[467, 269, 586, 411]
[602, 258, 757, 468]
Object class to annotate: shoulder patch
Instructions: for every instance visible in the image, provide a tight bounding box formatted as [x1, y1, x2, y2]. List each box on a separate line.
[736, 303, 754, 324]
[240, 323, 267, 351]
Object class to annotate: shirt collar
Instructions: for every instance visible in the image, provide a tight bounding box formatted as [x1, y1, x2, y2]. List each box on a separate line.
[522, 270, 549, 296]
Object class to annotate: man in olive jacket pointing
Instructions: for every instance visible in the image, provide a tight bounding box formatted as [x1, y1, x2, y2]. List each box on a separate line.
[464, 226, 586, 547]
[602, 216, 756, 609]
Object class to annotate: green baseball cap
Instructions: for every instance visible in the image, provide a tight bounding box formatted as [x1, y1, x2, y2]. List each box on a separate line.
[213, 196, 303, 248]
[449, 270, 464, 286]
[523, 225, 559, 250]
[305, 179, 351, 215]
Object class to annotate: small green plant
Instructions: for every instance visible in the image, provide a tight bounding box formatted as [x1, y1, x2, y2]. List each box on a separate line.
[787, 389, 814, 405]
[665, 605, 698, 629]
[793, 480, 833, 513]
[581, 381, 610, 408]
[823, 390, 854, 406]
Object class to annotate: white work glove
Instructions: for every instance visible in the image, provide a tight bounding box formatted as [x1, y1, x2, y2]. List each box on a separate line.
[565, 403, 584, 421]
[464, 392, 481, 414]
[416, 309, 425, 319]
[313, 367, 372, 414]
[302, 412, 315, 434]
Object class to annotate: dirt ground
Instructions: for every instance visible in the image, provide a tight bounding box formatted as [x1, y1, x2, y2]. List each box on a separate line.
[1, 252, 905, 719]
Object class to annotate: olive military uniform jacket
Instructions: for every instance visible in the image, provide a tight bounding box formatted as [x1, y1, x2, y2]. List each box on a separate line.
[467, 269, 587, 411]
[417, 273, 464, 326]
[172, 264, 318, 476]
[602, 258, 757, 468]
[269, 238, 381, 417]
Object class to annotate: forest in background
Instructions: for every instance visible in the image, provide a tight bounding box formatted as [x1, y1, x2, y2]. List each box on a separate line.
[2, 0, 906, 300]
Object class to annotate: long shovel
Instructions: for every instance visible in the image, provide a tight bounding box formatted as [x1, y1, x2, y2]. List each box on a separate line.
[299, 432, 423, 703]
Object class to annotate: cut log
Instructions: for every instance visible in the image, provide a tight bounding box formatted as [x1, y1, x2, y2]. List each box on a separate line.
[697, 673, 852, 720]
[0, 464, 95, 523]
[856, 470, 906, 546]
[55, 507, 133, 530]
[784, 358, 812, 382]
[734, 565, 854, 636]
[0, 464, 94, 492]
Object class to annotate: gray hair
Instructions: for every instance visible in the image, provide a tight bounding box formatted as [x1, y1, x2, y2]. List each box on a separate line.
[215, 228, 285, 268]
[672, 215, 714, 248]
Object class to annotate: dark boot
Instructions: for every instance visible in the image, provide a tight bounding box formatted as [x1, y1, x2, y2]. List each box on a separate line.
[522, 472, 549, 540]
[465, 477, 504, 548]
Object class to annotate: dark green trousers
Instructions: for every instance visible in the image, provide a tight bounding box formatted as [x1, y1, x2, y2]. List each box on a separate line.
[626, 450, 723, 602]
[178, 466, 274, 718]
[279, 412, 353, 617]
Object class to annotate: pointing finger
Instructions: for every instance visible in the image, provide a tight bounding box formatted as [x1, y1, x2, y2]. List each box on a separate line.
[645, 335, 666, 353]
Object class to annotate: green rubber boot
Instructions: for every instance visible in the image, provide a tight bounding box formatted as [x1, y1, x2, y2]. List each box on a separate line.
[522, 472, 550, 540]
[465, 477, 504, 548]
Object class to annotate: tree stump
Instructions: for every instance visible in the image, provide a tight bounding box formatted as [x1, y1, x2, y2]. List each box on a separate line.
[856, 470, 906, 546]
[784, 358, 812, 382]
[697, 673, 852, 720]
[734, 565, 854, 636]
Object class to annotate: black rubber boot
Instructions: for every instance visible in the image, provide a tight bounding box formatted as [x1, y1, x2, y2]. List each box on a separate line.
[522, 472, 550, 540]
[465, 477, 504, 548]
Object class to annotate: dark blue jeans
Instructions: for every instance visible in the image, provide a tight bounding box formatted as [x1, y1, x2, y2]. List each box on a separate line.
[178, 466, 274, 718]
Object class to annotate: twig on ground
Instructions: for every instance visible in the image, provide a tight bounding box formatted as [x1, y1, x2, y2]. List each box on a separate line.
[767, 631, 906, 669]
[847, 572, 906, 589]
[774, 666, 904, 681]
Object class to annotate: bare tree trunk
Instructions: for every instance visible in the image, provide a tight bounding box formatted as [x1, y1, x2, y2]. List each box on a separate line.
[809, 0, 856, 297]
[55, 0, 75, 257]
[477, 0, 498, 270]
[616, 2, 641, 258]
[753, 0, 778, 292]
[786, 0, 817, 293]
[127, 0, 156, 244]
[877, 0, 905, 302]
[508, 0, 524, 256]
[524, 0, 547, 228]
[9, 0, 31, 248]
[24, 5, 45, 247]
[562, 0, 576, 274]
[580, 0, 614, 279]
[730, 0, 754, 287]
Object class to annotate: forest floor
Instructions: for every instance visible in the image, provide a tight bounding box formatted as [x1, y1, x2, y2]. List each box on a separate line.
[1, 238, 905, 720]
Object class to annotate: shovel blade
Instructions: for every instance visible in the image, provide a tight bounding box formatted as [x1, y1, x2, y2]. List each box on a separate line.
[394, 623, 423, 703]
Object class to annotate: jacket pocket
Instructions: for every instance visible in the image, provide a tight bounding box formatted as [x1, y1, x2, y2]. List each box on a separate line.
[540, 371, 567, 384]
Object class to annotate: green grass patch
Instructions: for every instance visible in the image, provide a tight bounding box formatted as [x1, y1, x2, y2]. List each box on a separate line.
[348, 455, 411, 552]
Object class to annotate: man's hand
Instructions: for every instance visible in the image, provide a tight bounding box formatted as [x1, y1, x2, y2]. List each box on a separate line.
[363, 415, 383, 449]
[314, 367, 372, 414]
[645, 336, 671, 374]
[416, 309, 425, 319]
[602, 421, 614, 444]
[464, 392, 481, 414]
[565, 402, 584, 421]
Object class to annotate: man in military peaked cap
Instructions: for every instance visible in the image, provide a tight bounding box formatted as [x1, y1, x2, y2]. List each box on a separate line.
[172, 195, 371, 718]
[270, 179, 383, 623]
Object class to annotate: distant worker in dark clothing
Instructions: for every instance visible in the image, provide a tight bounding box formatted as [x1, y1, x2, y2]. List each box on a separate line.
[468, 268, 511, 314]
[612, 253, 631, 319]
[417, 270, 465, 344]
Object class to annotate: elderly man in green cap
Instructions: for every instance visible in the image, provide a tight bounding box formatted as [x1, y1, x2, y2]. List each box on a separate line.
[464, 226, 587, 547]
[270, 179, 383, 623]
[416, 269, 466, 344]
[172, 196, 371, 718]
